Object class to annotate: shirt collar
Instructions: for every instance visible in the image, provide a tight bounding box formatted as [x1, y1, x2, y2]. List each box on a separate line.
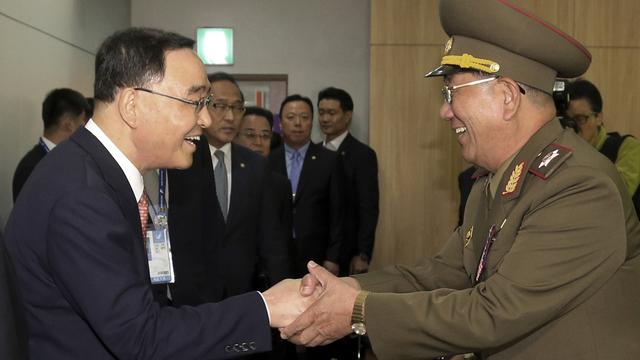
[323, 130, 349, 151]
[285, 141, 310, 159]
[40, 136, 57, 151]
[208, 141, 232, 161]
[84, 119, 144, 202]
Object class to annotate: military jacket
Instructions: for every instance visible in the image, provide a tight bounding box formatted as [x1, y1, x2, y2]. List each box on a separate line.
[356, 120, 640, 360]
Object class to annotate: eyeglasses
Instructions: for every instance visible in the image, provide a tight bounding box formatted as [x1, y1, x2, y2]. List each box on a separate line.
[209, 101, 246, 116]
[570, 113, 598, 125]
[134, 87, 211, 113]
[240, 129, 272, 141]
[441, 76, 498, 104]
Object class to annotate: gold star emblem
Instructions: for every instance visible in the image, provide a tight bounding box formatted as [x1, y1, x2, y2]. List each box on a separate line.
[464, 226, 473, 248]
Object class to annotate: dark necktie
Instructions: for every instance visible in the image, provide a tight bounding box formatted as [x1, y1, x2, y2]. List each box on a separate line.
[214, 150, 228, 221]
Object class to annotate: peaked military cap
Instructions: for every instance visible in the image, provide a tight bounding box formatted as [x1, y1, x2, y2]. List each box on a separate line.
[425, 0, 591, 94]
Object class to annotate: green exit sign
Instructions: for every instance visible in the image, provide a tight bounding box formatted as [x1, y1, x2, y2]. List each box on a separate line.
[196, 28, 234, 65]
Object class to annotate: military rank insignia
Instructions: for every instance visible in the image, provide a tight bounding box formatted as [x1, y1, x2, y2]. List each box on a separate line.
[464, 226, 474, 248]
[501, 161, 525, 196]
[529, 143, 573, 180]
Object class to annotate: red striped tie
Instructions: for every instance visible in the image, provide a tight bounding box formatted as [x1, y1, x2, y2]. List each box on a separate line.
[138, 190, 149, 238]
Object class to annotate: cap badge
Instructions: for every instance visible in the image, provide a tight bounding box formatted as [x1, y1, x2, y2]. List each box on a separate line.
[502, 161, 525, 195]
[464, 226, 474, 248]
[444, 37, 453, 55]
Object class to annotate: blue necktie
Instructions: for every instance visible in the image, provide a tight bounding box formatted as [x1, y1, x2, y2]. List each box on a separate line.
[289, 150, 302, 194]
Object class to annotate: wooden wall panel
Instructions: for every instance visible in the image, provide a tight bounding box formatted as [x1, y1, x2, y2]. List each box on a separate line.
[574, 0, 640, 47]
[369, 45, 462, 268]
[370, 0, 640, 270]
[583, 48, 640, 137]
[371, 0, 445, 45]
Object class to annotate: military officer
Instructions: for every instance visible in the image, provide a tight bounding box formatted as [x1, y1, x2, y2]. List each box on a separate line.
[280, 0, 640, 359]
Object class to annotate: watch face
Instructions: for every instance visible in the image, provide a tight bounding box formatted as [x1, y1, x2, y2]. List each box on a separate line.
[351, 323, 366, 336]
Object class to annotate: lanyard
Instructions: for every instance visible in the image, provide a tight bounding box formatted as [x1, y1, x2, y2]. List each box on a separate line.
[158, 168, 167, 211]
[38, 138, 50, 153]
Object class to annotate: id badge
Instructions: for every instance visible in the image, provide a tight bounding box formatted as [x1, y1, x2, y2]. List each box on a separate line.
[144, 212, 175, 284]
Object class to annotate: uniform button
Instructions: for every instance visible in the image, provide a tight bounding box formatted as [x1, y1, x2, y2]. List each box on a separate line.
[224, 345, 232, 353]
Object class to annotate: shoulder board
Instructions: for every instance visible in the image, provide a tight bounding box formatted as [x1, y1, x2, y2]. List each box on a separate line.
[528, 143, 573, 180]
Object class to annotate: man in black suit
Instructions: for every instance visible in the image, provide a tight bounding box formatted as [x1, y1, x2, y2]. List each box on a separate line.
[4, 28, 313, 359]
[318, 87, 379, 276]
[163, 73, 290, 307]
[234, 106, 294, 290]
[269, 95, 344, 278]
[0, 230, 28, 360]
[12, 88, 89, 202]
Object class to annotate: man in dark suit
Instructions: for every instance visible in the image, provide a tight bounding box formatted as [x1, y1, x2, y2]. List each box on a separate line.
[12, 88, 89, 202]
[163, 73, 290, 307]
[234, 106, 294, 290]
[269, 95, 344, 278]
[4, 27, 313, 359]
[318, 87, 379, 276]
[0, 230, 28, 360]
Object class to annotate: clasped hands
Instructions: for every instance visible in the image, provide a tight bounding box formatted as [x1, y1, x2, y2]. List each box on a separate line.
[262, 261, 362, 346]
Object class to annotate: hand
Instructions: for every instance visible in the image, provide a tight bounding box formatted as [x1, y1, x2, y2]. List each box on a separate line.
[349, 255, 369, 275]
[262, 278, 322, 328]
[280, 261, 360, 347]
[322, 260, 340, 276]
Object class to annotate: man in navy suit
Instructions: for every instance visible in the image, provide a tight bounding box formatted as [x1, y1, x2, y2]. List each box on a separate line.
[4, 27, 313, 359]
[318, 87, 379, 276]
[269, 95, 344, 278]
[12, 88, 89, 202]
[161, 73, 290, 308]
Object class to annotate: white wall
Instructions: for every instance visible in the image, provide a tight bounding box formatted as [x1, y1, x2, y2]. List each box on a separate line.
[131, 0, 370, 143]
[0, 0, 130, 229]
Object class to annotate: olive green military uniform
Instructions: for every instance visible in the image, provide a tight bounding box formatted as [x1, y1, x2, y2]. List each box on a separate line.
[356, 120, 640, 359]
[350, 0, 640, 357]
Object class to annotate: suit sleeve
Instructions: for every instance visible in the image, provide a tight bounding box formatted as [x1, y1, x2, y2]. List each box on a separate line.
[357, 168, 627, 359]
[354, 147, 379, 259]
[47, 188, 271, 359]
[326, 156, 345, 263]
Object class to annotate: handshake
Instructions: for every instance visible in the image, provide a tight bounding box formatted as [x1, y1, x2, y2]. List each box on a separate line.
[262, 261, 363, 346]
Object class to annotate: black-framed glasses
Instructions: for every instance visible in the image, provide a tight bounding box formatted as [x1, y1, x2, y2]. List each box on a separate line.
[209, 101, 246, 116]
[134, 87, 211, 113]
[441, 76, 499, 104]
[570, 112, 598, 125]
[240, 129, 272, 141]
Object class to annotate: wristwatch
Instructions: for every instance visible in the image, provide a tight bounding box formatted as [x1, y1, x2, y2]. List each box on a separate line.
[351, 290, 369, 335]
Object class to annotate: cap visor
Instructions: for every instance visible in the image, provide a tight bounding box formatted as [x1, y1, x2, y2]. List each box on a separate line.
[424, 65, 461, 77]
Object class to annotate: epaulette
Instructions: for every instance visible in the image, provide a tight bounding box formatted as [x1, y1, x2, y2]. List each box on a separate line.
[529, 143, 573, 180]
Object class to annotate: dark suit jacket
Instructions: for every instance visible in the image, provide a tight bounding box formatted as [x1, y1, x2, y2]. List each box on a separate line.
[164, 140, 290, 305]
[269, 142, 344, 277]
[0, 232, 28, 360]
[334, 133, 379, 274]
[4, 128, 270, 359]
[12, 143, 47, 202]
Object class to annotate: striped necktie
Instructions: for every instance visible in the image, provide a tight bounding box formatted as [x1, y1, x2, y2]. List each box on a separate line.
[138, 190, 150, 238]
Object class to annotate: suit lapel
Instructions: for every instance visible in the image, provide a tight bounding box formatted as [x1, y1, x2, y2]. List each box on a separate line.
[227, 144, 249, 227]
[70, 128, 147, 274]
